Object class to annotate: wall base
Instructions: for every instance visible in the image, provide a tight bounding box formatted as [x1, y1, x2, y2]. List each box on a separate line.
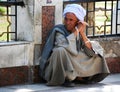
[0, 57, 120, 86]
[106, 57, 120, 73]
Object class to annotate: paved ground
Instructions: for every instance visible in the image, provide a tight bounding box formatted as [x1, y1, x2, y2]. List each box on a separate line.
[0, 74, 120, 92]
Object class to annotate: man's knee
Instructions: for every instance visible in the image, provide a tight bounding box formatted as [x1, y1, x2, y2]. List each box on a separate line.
[53, 47, 66, 54]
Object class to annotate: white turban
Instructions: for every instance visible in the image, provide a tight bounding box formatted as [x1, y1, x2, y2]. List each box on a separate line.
[63, 4, 86, 22]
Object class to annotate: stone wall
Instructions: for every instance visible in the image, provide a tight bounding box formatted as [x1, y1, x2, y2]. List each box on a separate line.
[92, 37, 120, 73]
[33, 0, 63, 65]
[0, 0, 63, 86]
[91, 37, 120, 58]
[101, 38, 120, 73]
[0, 42, 34, 86]
[100, 39, 120, 58]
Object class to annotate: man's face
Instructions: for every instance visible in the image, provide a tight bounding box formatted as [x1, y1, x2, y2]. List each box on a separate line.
[64, 13, 78, 33]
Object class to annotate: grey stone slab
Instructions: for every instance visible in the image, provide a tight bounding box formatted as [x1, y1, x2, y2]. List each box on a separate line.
[0, 88, 14, 92]
[2, 84, 58, 92]
[100, 74, 120, 83]
[0, 74, 120, 92]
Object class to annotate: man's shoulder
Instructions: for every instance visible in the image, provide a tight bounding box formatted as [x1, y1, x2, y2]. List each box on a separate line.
[49, 24, 68, 36]
[54, 24, 65, 29]
[54, 24, 67, 33]
[47, 24, 65, 37]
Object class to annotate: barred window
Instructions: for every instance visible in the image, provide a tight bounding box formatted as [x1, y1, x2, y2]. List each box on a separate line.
[64, 0, 120, 38]
[0, 0, 24, 42]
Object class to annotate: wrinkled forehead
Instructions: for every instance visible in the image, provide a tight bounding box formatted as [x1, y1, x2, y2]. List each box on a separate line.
[65, 12, 78, 20]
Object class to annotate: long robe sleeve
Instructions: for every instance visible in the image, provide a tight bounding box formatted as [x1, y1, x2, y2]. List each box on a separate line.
[54, 32, 78, 56]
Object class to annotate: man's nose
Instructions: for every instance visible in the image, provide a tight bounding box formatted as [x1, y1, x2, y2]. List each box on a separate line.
[66, 20, 70, 25]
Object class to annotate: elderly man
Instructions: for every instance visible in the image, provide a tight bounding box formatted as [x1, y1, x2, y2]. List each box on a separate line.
[39, 4, 110, 86]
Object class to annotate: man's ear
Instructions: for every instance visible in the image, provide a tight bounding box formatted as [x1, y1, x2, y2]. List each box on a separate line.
[75, 21, 79, 27]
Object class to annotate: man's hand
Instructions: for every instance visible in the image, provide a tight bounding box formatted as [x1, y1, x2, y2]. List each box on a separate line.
[75, 22, 92, 49]
[77, 21, 88, 33]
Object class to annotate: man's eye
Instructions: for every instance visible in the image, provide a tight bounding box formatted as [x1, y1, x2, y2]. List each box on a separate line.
[64, 17, 67, 20]
[70, 19, 73, 21]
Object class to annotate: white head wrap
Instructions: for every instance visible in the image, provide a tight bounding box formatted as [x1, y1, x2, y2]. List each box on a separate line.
[63, 4, 86, 22]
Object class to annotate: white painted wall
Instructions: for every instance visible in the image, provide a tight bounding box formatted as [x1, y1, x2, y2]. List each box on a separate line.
[0, 42, 34, 68]
[34, 0, 63, 44]
[112, 1, 120, 34]
[0, 0, 63, 68]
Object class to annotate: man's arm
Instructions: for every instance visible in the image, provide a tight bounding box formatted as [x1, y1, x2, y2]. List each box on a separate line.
[74, 22, 92, 49]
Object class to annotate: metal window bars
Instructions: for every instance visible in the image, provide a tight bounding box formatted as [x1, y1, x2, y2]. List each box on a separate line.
[0, 0, 24, 42]
[64, 0, 120, 38]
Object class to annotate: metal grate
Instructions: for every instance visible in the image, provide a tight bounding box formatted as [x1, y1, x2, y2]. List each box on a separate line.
[0, 0, 24, 42]
[64, 0, 120, 38]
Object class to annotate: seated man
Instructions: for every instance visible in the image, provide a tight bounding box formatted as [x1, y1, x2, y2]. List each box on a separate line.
[39, 4, 110, 86]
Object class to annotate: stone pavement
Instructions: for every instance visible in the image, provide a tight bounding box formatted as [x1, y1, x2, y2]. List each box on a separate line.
[0, 74, 120, 92]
